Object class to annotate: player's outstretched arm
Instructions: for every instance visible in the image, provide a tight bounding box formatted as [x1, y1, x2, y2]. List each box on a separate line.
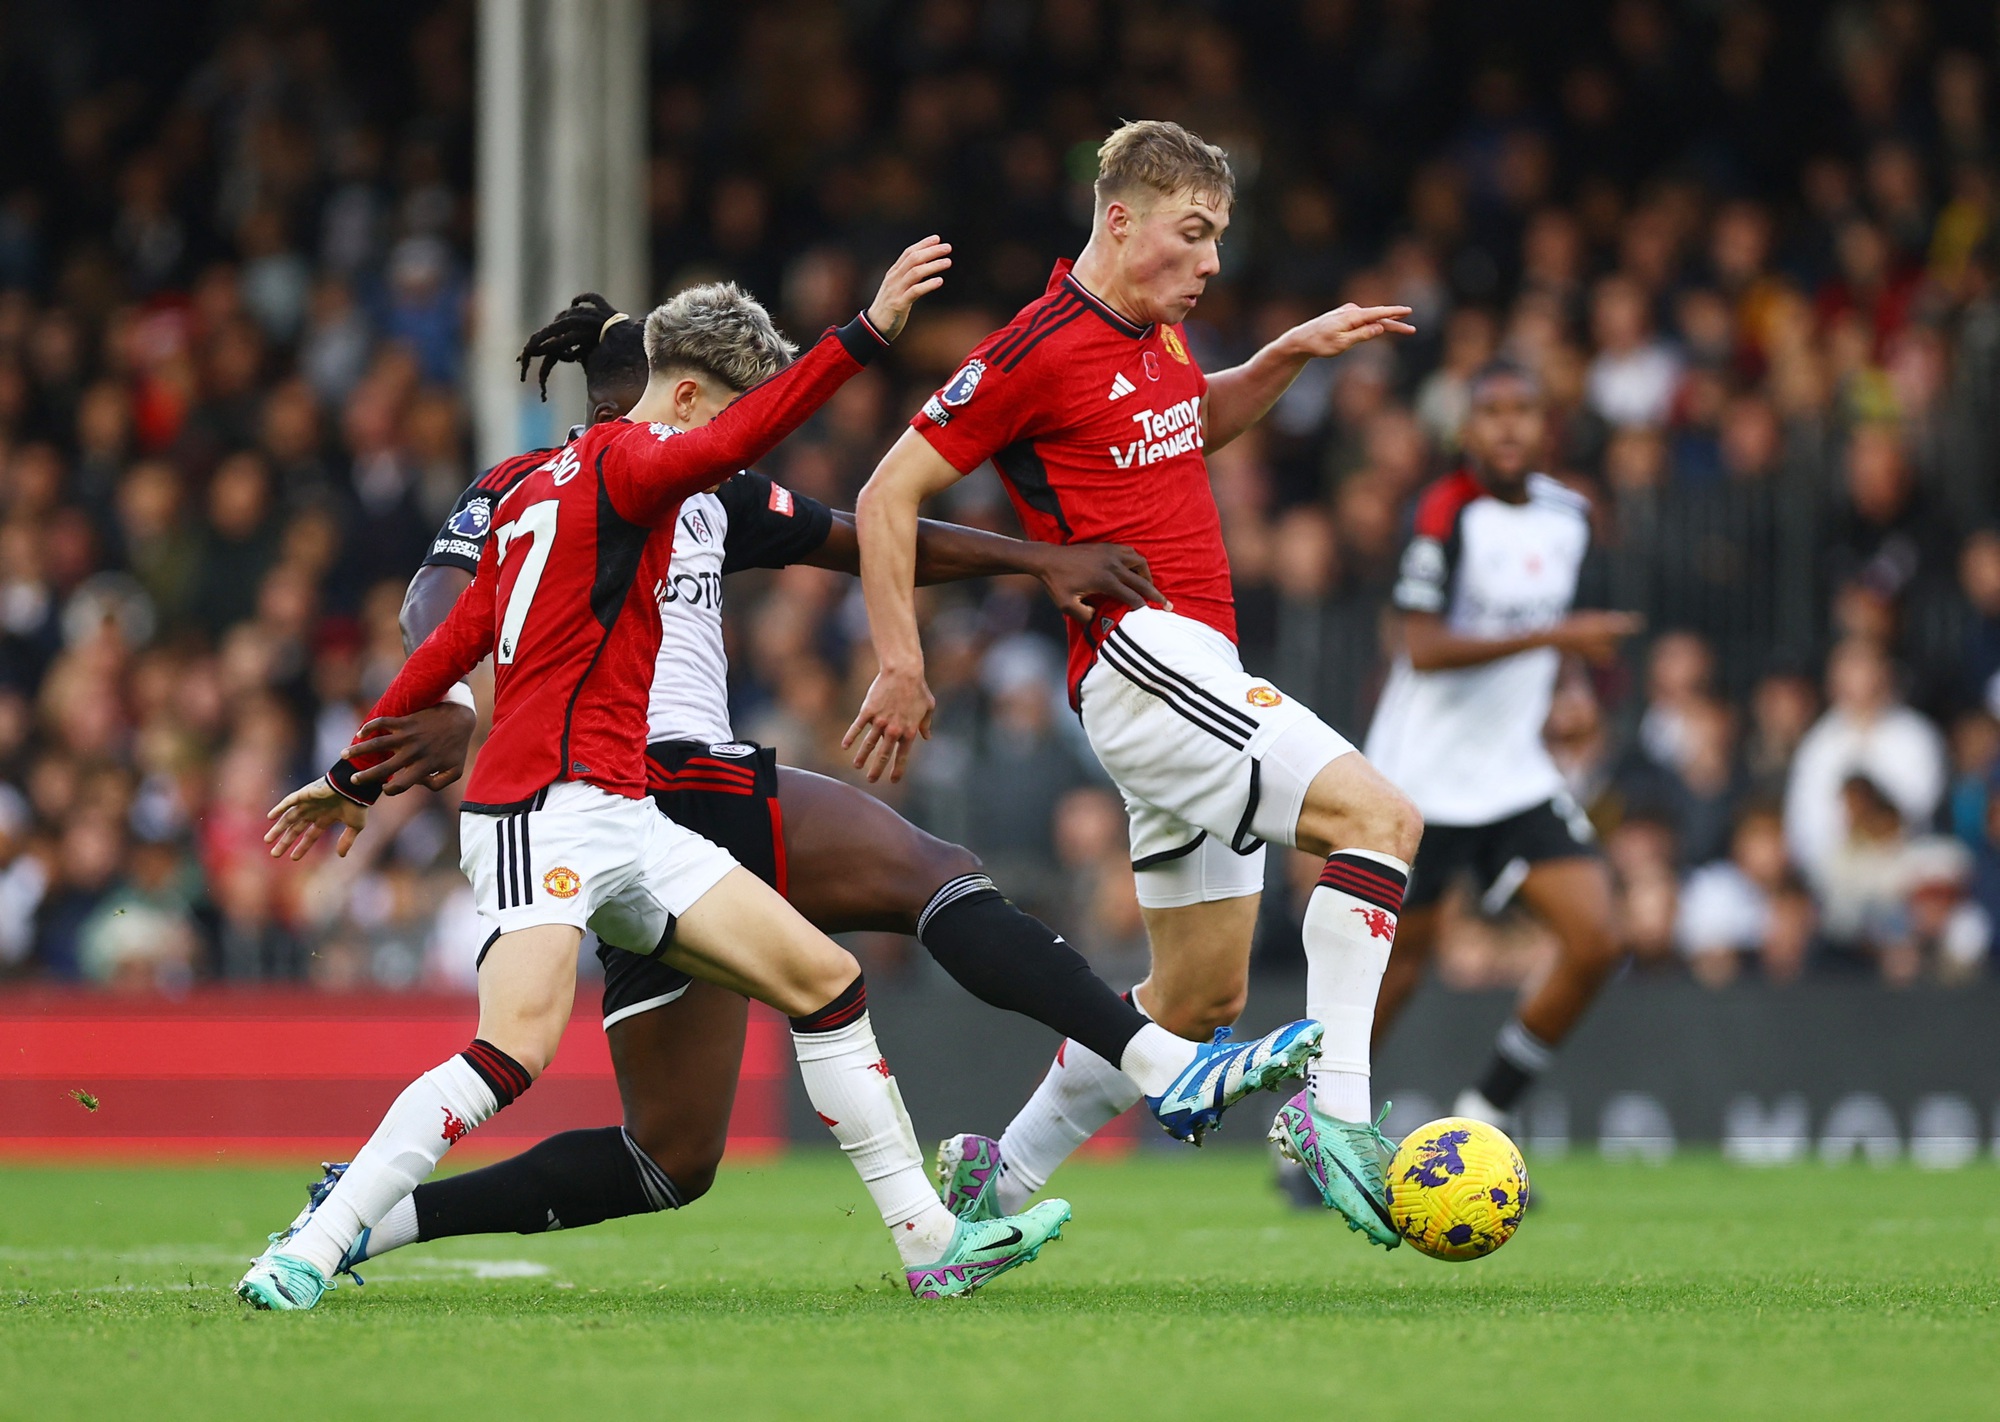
[845, 428, 965, 782]
[811, 512, 1166, 620]
[607, 238, 951, 527]
[1400, 608, 1645, 671]
[1204, 303, 1415, 452]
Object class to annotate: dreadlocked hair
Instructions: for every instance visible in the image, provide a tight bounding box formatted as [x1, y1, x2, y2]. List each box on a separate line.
[517, 292, 648, 401]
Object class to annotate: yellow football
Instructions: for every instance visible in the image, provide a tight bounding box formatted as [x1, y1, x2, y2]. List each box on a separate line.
[1385, 1116, 1529, 1261]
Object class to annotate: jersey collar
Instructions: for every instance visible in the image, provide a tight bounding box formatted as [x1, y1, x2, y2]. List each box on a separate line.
[1048, 258, 1154, 340]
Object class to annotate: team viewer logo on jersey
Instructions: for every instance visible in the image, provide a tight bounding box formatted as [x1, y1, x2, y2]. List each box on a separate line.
[1111, 395, 1203, 469]
[542, 866, 581, 899]
[1162, 326, 1190, 364]
[1246, 686, 1283, 708]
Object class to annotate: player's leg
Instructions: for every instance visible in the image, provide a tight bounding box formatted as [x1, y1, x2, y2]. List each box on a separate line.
[777, 766, 1274, 1111]
[239, 922, 580, 1308]
[663, 862, 1071, 1293]
[1263, 741, 1423, 1247]
[352, 980, 748, 1264]
[1458, 851, 1618, 1120]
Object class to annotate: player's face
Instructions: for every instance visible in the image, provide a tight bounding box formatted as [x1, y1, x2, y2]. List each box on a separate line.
[1462, 376, 1545, 490]
[1120, 192, 1229, 324]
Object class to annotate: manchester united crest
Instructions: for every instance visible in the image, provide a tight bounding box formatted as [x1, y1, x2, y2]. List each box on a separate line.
[1162, 325, 1190, 364]
[542, 866, 582, 899]
[1246, 685, 1283, 708]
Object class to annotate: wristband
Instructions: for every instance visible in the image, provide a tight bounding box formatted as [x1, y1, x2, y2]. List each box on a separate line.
[836, 311, 892, 366]
[441, 682, 476, 711]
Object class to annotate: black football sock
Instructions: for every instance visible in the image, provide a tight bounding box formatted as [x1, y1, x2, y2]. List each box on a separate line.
[916, 873, 1146, 1064]
[412, 1126, 682, 1241]
[1471, 1018, 1556, 1112]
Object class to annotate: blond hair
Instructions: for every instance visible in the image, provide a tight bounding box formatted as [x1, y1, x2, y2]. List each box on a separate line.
[1093, 119, 1235, 214]
[643, 281, 797, 392]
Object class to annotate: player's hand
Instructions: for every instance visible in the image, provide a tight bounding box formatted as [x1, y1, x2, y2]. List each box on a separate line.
[1035, 542, 1170, 622]
[1551, 610, 1646, 665]
[347, 702, 478, 795]
[1281, 304, 1416, 360]
[265, 777, 368, 862]
[866, 236, 953, 341]
[842, 666, 936, 783]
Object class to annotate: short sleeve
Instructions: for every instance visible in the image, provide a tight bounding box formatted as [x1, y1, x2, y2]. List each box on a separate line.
[911, 328, 1048, 474]
[422, 480, 500, 574]
[1393, 473, 1477, 616]
[716, 472, 834, 573]
[1392, 533, 1456, 614]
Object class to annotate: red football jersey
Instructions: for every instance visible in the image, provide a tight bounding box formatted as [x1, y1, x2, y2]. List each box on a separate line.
[333, 316, 888, 809]
[913, 259, 1229, 699]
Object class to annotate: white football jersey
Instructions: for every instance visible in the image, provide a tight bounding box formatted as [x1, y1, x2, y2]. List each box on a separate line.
[1364, 471, 1592, 826]
[644, 465, 832, 744]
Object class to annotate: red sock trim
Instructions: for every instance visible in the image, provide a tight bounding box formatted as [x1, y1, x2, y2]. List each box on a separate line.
[789, 974, 867, 1033]
[1316, 853, 1407, 914]
[460, 1038, 532, 1106]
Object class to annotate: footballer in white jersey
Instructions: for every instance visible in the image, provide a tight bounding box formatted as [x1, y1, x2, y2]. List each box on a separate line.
[1366, 360, 1643, 1127]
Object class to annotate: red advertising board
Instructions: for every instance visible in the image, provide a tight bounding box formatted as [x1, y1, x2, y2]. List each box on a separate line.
[0, 988, 789, 1161]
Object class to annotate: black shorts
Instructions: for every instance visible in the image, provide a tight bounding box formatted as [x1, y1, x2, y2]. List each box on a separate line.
[598, 740, 786, 1027]
[1403, 796, 1598, 913]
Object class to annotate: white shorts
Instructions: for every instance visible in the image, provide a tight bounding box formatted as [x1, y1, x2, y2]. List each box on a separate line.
[459, 780, 738, 954]
[1079, 608, 1356, 909]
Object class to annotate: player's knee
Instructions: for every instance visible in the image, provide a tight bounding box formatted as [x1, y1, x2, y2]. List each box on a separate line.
[899, 839, 982, 924]
[625, 1117, 723, 1205]
[1348, 781, 1422, 864]
[795, 943, 862, 1014]
[1562, 917, 1623, 973]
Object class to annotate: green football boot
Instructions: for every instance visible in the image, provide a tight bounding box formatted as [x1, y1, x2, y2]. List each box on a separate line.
[905, 1198, 1071, 1299]
[236, 1249, 333, 1311]
[1268, 1090, 1401, 1249]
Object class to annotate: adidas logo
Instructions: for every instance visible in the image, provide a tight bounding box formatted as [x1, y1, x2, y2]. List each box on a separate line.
[1108, 372, 1135, 401]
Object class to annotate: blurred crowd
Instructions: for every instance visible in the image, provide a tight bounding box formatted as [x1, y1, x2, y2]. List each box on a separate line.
[4, 0, 2000, 997]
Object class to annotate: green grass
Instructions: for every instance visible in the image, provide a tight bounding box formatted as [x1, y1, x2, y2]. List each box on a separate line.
[1, 1152, 1995, 1420]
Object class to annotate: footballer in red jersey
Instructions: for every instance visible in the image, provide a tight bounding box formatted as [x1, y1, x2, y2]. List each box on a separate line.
[848, 120, 1429, 1246]
[268, 290, 1314, 1278]
[237, 243, 1083, 1311]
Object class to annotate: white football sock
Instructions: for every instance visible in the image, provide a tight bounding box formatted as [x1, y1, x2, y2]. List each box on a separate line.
[355, 1195, 419, 1262]
[995, 1038, 1143, 1214]
[281, 1054, 500, 1277]
[1117, 1022, 1199, 1096]
[791, 1013, 957, 1267]
[1304, 850, 1409, 1123]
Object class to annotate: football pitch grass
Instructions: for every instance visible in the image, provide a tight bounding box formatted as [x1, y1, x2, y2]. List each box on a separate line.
[2, 1151, 1994, 1420]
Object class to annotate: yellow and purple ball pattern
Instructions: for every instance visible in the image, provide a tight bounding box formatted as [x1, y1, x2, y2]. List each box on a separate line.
[1385, 1116, 1529, 1261]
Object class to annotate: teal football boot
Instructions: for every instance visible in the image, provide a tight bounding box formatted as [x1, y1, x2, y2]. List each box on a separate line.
[1268, 1091, 1401, 1249]
[236, 1250, 333, 1311]
[905, 1199, 1071, 1299]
